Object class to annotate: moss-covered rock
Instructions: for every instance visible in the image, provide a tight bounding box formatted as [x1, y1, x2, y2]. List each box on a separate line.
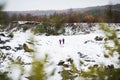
[23, 43, 34, 52]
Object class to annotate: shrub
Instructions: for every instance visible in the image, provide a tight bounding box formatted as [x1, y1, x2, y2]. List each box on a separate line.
[33, 22, 65, 35]
[8, 32, 14, 38]
[0, 72, 12, 80]
[33, 23, 45, 34]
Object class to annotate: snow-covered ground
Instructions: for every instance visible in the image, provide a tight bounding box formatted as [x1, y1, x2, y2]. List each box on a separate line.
[0, 23, 120, 80]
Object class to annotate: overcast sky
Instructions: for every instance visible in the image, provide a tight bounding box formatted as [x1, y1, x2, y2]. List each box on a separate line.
[1, 0, 120, 11]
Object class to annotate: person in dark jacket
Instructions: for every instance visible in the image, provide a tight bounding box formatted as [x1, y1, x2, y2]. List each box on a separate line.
[62, 38, 65, 44]
[59, 39, 62, 45]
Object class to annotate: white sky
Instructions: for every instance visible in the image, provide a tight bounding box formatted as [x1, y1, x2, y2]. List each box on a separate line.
[1, 0, 120, 11]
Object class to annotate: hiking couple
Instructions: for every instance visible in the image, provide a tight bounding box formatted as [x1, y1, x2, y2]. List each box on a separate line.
[59, 38, 65, 45]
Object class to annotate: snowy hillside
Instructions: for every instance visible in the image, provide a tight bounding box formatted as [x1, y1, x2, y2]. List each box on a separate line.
[0, 23, 120, 80]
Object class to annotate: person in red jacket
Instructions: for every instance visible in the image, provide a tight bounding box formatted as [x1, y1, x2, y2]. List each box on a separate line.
[59, 39, 62, 45]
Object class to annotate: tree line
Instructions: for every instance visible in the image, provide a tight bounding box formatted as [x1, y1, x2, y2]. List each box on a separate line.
[0, 5, 120, 26]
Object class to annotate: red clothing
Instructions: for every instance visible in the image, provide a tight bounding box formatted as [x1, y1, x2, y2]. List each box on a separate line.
[59, 39, 62, 44]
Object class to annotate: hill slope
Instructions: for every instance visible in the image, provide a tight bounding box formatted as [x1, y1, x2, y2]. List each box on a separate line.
[5, 4, 120, 16]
